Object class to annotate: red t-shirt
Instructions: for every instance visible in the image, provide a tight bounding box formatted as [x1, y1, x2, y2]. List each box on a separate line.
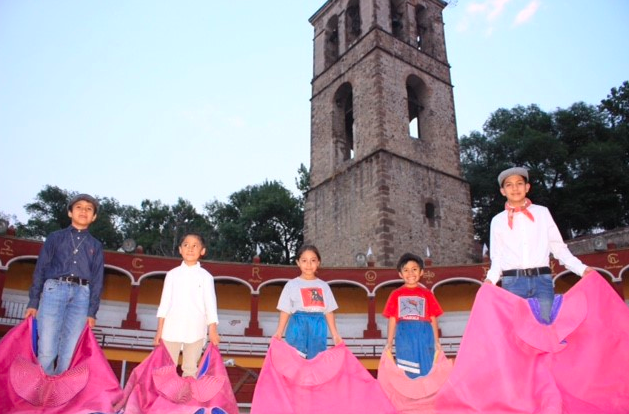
[382, 286, 443, 322]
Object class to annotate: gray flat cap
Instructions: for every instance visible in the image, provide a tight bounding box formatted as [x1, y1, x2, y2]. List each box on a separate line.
[497, 167, 529, 186]
[67, 193, 99, 213]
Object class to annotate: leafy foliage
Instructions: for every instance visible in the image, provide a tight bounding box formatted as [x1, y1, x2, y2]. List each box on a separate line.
[120, 198, 213, 257]
[295, 163, 310, 203]
[205, 180, 303, 264]
[600, 80, 629, 129]
[18, 185, 72, 239]
[461, 82, 629, 245]
[86, 197, 126, 250]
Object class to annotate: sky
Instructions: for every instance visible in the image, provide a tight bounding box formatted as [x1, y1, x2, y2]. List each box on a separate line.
[1, 0, 628, 224]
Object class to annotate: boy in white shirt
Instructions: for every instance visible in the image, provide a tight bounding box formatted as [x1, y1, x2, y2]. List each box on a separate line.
[486, 167, 592, 322]
[153, 233, 219, 376]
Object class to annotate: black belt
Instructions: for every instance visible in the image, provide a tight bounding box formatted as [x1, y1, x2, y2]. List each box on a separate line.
[502, 267, 551, 277]
[58, 276, 89, 286]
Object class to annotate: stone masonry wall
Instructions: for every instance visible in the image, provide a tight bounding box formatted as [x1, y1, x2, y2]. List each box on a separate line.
[305, 150, 475, 267]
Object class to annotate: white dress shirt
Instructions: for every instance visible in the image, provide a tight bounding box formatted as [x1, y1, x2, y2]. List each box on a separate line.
[156, 261, 219, 343]
[486, 204, 587, 284]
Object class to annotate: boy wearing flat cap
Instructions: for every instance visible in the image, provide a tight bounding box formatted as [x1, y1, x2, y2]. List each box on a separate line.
[485, 167, 592, 322]
[24, 193, 104, 375]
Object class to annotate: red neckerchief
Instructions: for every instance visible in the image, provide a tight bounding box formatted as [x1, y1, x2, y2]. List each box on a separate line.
[506, 198, 534, 229]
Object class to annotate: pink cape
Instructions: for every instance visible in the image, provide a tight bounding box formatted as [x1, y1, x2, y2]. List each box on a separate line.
[116, 341, 238, 414]
[0, 317, 123, 413]
[250, 338, 399, 414]
[377, 349, 452, 413]
[435, 272, 629, 414]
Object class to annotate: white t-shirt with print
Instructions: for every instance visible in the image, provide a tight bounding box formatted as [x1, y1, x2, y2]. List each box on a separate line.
[277, 276, 338, 314]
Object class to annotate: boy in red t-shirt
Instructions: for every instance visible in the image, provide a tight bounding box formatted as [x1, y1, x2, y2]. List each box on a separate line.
[383, 253, 443, 378]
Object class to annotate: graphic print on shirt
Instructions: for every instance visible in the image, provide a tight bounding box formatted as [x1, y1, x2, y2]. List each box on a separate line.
[398, 296, 426, 320]
[300, 287, 325, 310]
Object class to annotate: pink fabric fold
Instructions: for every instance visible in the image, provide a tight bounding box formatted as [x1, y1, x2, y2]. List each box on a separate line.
[377, 349, 452, 413]
[0, 317, 123, 414]
[10, 355, 89, 406]
[152, 365, 226, 403]
[512, 289, 587, 354]
[435, 271, 629, 414]
[250, 338, 399, 414]
[117, 341, 238, 414]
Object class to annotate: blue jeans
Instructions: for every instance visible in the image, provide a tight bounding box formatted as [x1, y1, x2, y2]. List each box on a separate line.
[501, 274, 554, 322]
[37, 278, 89, 375]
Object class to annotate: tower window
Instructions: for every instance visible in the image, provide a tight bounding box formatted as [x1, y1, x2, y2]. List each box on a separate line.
[390, 0, 406, 41]
[325, 15, 340, 68]
[346, 0, 361, 46]
[344, 105, 354, 160]
[425, 202, 435, 219]
[415, 5, 428, 52]
[333, 83, 354, 162]
[406, 75, 428, 141]
[407, 86, 424, 139]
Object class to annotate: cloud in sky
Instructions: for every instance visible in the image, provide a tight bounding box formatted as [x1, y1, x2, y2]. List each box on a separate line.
[457, 0, 539, 34]
[513, 0, 541, 26]
[467, 2, 488, 15]
[487, 0, 512, 21]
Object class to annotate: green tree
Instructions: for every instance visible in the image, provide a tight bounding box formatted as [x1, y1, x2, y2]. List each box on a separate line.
[167, 198, 215, 256]
[595, 81, 629, 227]
[461, 83, 629, 245]
[86, 197, 126, 250]
[120, 198, 212, 257]
[551, 101, 627, 234]
[296, 163, 310, 202]
[18, 185, 71, 239]
[600, 80, 629, 129]
[119, 200, 170, 255]
[206, 180, 303, 264]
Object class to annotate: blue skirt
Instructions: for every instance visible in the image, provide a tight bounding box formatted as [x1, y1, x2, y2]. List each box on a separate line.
[285, 312, 327, 359]
[395, 320, 435, 378]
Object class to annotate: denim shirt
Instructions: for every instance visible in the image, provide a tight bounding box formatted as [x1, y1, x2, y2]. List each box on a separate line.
[27, 226, 104, 318]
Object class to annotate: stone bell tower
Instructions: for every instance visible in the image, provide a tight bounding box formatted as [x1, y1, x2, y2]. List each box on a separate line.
[304, 0, 475, 267]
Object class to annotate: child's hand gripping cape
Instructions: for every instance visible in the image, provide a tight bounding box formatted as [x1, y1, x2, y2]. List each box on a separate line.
[116, 340, 238, 414]
[251, 338, 399, 414]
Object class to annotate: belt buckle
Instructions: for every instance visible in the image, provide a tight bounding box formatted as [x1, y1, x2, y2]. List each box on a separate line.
[61, 276, 83, 285]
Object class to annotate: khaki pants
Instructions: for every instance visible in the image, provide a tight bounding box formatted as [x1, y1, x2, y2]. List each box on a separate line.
[163, 338, 205, 377]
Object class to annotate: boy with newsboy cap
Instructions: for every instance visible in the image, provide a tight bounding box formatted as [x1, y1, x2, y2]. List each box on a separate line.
[485, 167, 592, 322]
[24, 193, 104, 375]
